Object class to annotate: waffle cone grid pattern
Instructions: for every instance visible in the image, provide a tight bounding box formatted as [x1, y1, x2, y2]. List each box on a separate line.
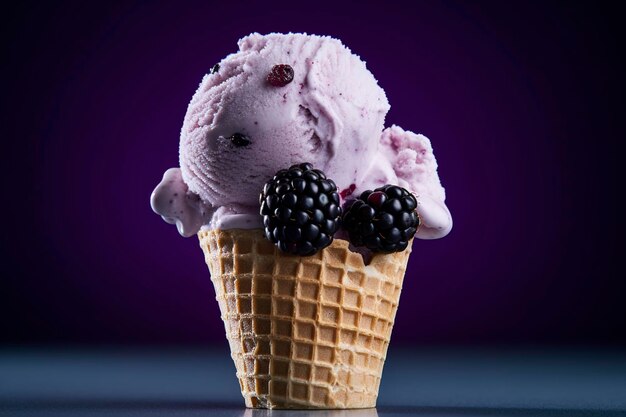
[199, 229, 411, 409]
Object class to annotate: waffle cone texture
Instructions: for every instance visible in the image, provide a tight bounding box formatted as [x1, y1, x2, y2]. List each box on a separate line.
[198, 228, 411, 409]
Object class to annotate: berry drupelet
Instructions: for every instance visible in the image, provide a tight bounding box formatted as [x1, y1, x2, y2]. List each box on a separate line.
[260, 163, 342, 256]
[342, 185, 420, 253]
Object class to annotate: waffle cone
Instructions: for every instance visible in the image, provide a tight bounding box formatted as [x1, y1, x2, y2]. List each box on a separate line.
[198, 228, 411, 409]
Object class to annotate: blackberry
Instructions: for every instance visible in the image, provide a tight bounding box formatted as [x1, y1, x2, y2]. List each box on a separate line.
[342, 185, 420, 253]
[259, 163, 342, 256]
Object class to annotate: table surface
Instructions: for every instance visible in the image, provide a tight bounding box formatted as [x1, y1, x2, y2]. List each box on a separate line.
[1, 346, 625, 417]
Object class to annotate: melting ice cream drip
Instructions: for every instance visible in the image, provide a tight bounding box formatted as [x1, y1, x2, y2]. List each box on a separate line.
[150, 168, 212, 237]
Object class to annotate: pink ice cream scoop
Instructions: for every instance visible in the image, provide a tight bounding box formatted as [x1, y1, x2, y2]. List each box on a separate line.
[151, 32, 452, 239]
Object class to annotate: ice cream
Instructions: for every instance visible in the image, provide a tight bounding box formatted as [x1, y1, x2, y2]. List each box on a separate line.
[151, 32, 452, 239]
[150, 32, 453, 409]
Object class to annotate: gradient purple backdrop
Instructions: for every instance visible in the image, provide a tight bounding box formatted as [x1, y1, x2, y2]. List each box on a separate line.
[2, 1, 624, 345]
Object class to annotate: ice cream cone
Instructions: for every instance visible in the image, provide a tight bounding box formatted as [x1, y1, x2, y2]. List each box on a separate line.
[198, 228, 411, 409]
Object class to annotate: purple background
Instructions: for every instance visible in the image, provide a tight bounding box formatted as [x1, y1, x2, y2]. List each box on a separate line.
[2, 1, 624, 346]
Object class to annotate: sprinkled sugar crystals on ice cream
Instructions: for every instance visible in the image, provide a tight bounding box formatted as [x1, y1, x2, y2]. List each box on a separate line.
[151, 33, 452, 409]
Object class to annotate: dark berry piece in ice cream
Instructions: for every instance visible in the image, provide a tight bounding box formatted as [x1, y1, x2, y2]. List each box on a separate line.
[211, 63, 220, 74]
[260, 163, 342, 255]
[228, 133, 250, 147]
[267, 64, 294, 87]
[342, 185, 420, 253]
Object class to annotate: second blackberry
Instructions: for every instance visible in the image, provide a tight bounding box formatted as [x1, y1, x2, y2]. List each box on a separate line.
[342, 184, 420, 253]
